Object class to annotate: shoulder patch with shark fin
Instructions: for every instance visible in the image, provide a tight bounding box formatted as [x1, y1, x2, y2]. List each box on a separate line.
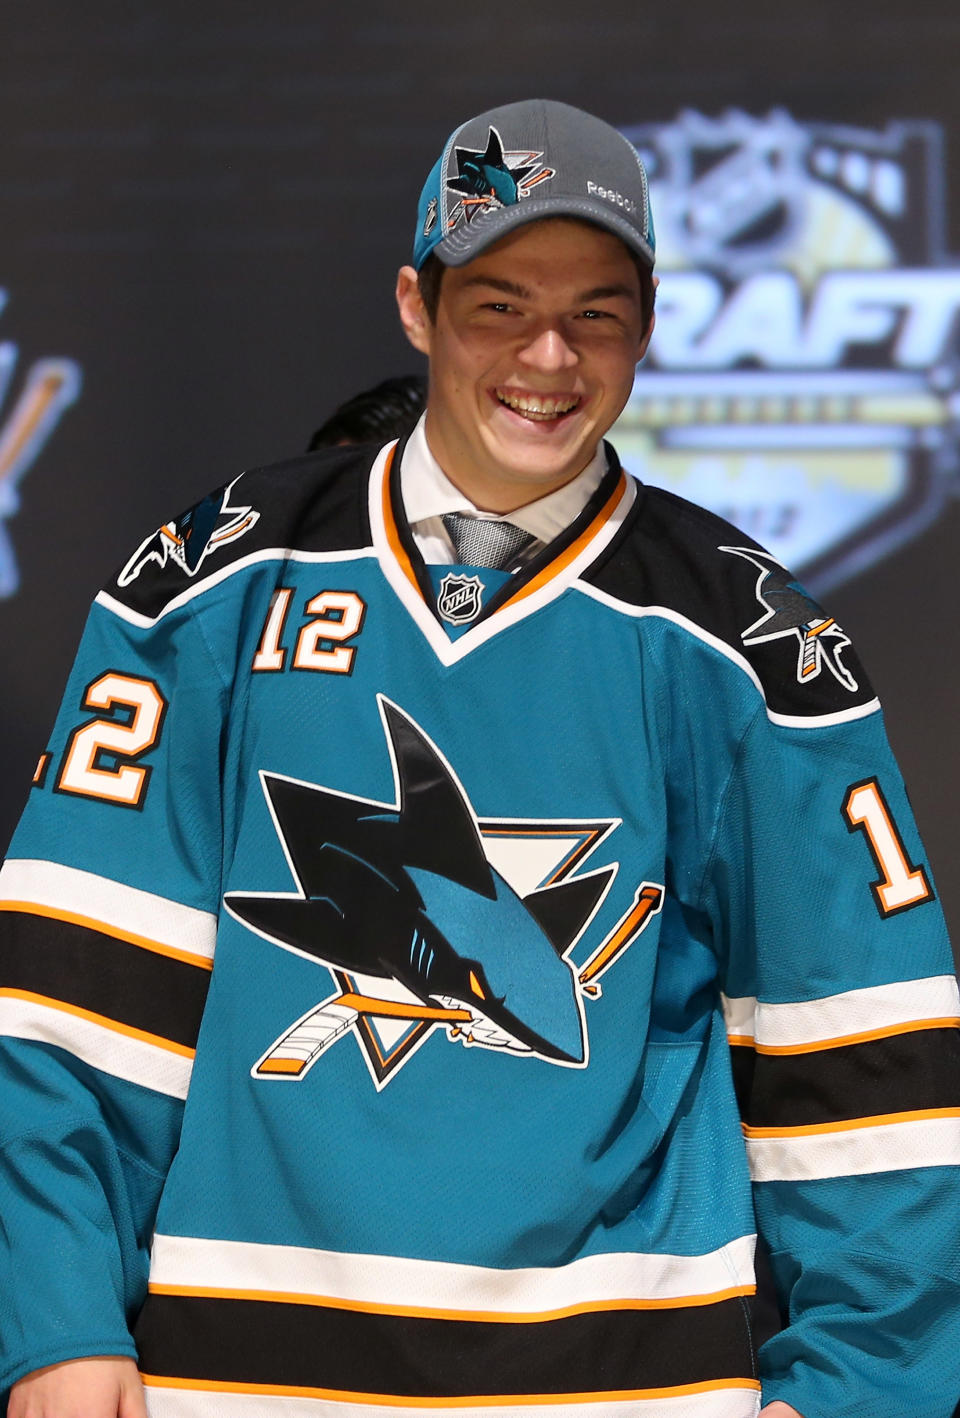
[585, 481, 875, 718]
[104, 445, 376, 620]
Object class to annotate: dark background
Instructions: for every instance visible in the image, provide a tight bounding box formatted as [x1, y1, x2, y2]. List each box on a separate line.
[1, 1, 957, 942]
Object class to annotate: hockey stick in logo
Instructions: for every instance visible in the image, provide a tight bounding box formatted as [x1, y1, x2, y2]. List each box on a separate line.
[253, 885, 666, 1077]
[254, 992, 472, 1078]
[798, 615, 838, 679]
[578, 883, 664, 997]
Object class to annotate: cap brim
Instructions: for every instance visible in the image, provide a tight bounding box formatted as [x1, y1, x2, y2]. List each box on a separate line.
[433, 195, 655, 270]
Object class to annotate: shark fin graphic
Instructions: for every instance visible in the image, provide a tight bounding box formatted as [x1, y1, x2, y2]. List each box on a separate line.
[482, 127, 505, 169]
[522, 868, 615, 956]
[227, 893, 362, 967]
[261, 776, 378, 897]
[383, 702, 496, 900]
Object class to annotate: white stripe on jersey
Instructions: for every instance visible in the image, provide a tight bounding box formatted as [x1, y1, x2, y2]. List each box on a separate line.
[142, 1379, 763, 1417]
[722, 976, 960, 1048]
[96, 547, 381, 630]
[0, 993, 193, 1099]
[0, 858, 217, 966]
[746, 1113, 960, 1182]
[149, 1231, 757, 1314]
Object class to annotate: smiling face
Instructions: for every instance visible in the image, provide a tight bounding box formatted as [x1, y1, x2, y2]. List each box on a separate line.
[396, 219, 654, 513]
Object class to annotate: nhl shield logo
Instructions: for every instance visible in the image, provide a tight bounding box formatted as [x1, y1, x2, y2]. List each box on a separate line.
[437, 572, 483, 624]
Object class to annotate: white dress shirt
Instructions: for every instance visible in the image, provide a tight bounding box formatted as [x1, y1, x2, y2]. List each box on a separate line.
[400, 415, 607, 565]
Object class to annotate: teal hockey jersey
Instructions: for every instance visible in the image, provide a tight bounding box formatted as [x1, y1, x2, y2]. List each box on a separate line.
[1, 439, 959, 1417]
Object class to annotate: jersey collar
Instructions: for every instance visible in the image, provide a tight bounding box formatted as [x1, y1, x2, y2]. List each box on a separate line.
[400, 415, 608, 548]
[369, 436, 636, 665]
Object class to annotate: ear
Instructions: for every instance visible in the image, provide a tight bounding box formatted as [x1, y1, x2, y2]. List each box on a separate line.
[636, 275, 659, 362]
[396, 265, 432, 357]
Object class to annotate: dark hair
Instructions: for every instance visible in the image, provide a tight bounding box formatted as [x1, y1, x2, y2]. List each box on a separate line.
[416, 221, 657, 332]
[307, 375, 428, 450]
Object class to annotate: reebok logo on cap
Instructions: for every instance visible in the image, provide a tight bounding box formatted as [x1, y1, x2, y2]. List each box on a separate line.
[586, 181, 638, 216]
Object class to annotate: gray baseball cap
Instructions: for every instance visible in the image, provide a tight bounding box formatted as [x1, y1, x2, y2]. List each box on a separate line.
[413, 98, 655, 272]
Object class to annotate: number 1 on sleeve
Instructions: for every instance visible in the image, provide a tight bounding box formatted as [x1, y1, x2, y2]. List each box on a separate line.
[843, 778, 933, 917]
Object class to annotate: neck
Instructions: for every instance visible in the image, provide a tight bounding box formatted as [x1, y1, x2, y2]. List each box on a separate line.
[422, 412, 600, 514]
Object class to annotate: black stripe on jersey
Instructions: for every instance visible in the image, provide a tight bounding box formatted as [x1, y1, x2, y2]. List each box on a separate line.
[729, 1042, 755, 1119]
[733, 1027, 960, 1129]
[0, 910, 210, 1050]
[105, 448, 374, 621]
[135, 1290, 755, 1399]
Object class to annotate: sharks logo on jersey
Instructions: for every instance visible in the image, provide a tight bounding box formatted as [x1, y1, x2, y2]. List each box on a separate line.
[117, 476, 259, 587]
[226, 698, 663, 1089]
[723, 544, 858, 692]
[445, 126, 556, 233]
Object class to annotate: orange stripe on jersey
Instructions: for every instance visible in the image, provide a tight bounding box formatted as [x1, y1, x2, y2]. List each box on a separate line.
[139, 1374, 763, 1406]
[755, 1018, 960, 1055]
[0, 899, 213, 972]
[146, 1281, 756, 1325]
[0, 986, 197, 1058]
[380, 445, 420, 596]
[499, 473, 628, 612]
[728, 1016, 960, 1056]
[743, 1105, 960, 1139]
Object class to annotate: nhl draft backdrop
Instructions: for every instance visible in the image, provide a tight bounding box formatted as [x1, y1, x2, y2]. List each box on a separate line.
[1, 2, 958, 942]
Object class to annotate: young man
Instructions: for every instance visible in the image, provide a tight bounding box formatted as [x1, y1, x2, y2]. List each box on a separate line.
[2, 100, 959, 1418]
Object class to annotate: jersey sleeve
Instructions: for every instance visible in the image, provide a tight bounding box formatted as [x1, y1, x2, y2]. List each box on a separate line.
[705, 698, 960, 1417]
[0, 532, 235, 1395]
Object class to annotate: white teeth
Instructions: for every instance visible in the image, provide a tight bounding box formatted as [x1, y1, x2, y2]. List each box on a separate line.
[496, 390, 579, 420]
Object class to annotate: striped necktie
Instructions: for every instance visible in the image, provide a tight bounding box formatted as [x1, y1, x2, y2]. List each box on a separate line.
[441, 513, 536, 570]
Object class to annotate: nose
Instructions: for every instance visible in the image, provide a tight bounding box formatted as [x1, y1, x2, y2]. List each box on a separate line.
[516, 326, 578, 374]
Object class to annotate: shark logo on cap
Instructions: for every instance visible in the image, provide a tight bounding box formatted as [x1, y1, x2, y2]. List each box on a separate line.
[445, 126, 555, 232]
